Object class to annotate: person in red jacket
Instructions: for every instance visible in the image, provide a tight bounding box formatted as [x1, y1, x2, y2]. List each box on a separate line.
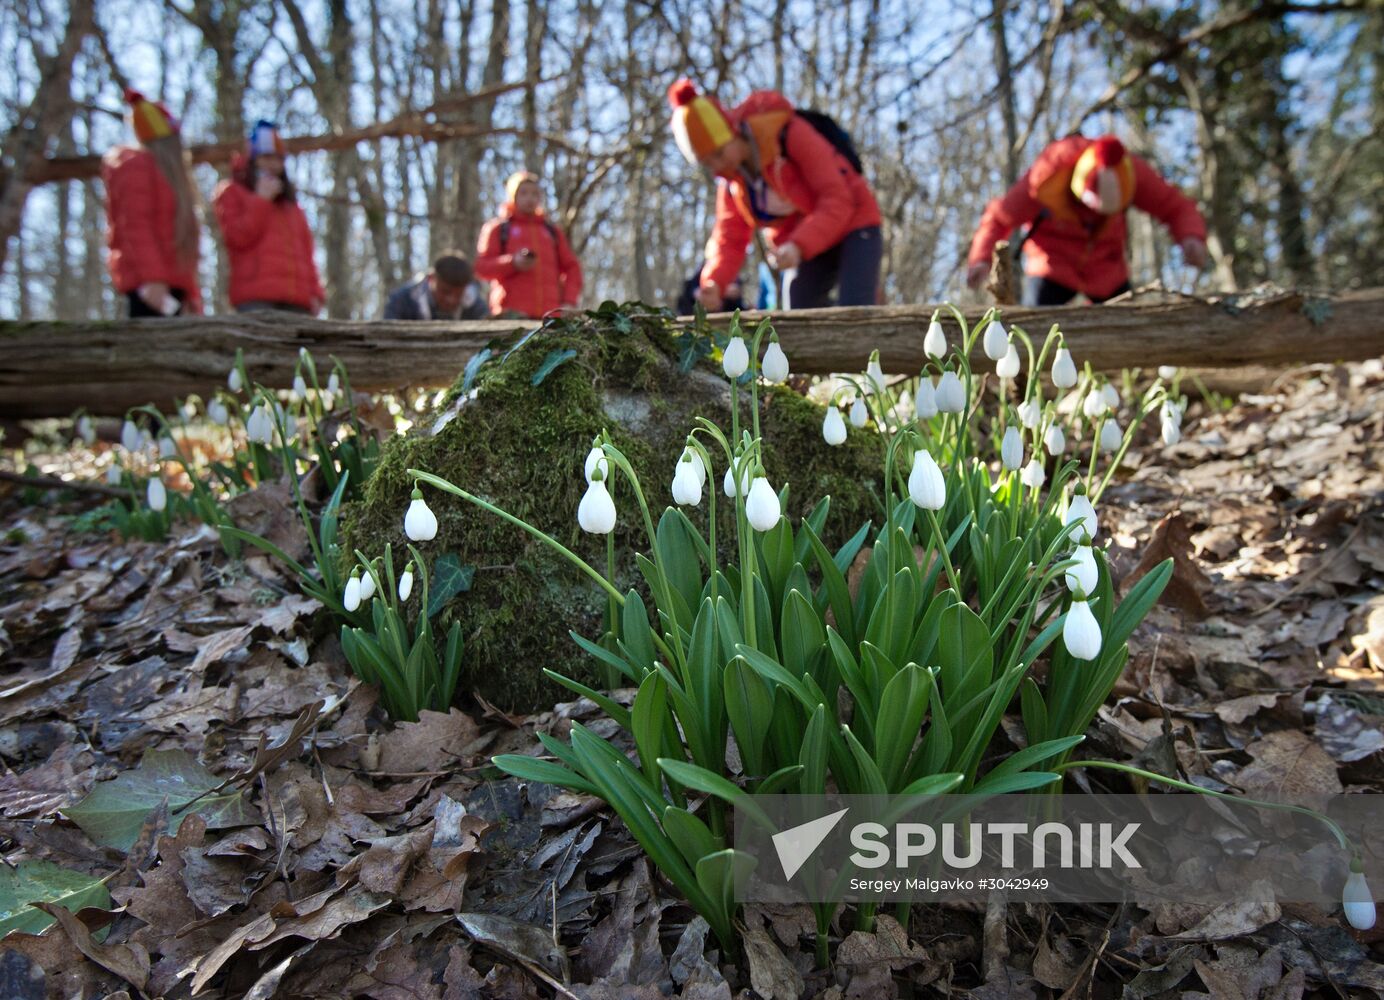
[966, 135, 1208, 306]
[667, 79, 882, 311]
[212, 121, 324, 314]
[101, 90, 203, 316]
[474, 172, 582, 319]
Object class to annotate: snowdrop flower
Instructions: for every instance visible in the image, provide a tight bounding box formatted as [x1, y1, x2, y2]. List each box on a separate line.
[1064, 541, 1098, 594]
[1343, 865, 1376, 931]
[106, 465, 122, 486]
[722, 336, 749, 378]
[672, 455, 703, 506]
[1001, 426, 1023, 470]
[1065, 488, 1098, 542]
[1051, 348, 1077, 389]
[1101, 382, 1120, 410]
[120, 420, 141, 453]
[327, 372, 341, 396]
[398, 564, 414, 602]
[823, 405, 848, 446]
[159, 436, 177, 460]
[207, 399, 229, 425]
[1099, 418, 1123, 453]
[282, 412, 298, 440]
[1158, 365, 1178, 381]
[358, 568, 376, 601]
[849, 396, 868, 428]
[1017, 399, 1041, 429]
[1020, 459, 1046, 489]
[246, 405, 274, 444]
[761, 340, 790, 383]
[76, 416, 95, 444]
[982, 318, 1008, 361]
[1044, 423, 1066, 455]
[723, 460, 751, 498]
[865, 352, 885, 395]
[147, 477, 167, 512]
[1063, 598, 1102, 660]
[923, 318, 947, 360]
[578, 474, 617, 534]
[292, 374, 308, 401]
[343, 572, 362, 612]
[996, 344, 1021, 379]
[680, 446, 707, 487]
[1161, 418, 1181, 447]
[228, 366, 244, 392]
[404, 486, 439, 541]
[299, 346, 310, 362]
[936, 371, 966, 413]
[914, 378, 938, 420]
[1082, 389, 1107, 419]
[1161, 400, 1183, 428]
[583, 445, 608, 484]
[745, 475, 781, 531]
[140, 428, 155, 454]
[907, 450, 946, 510]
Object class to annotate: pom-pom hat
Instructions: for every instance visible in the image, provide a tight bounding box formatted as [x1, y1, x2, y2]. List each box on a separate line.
[248, 120, 285, 159]
[125, 89, 178, 143]
[505, 170, 540, 202]
[667, 79, 733, 166]
[1070, 136, 1136, 215]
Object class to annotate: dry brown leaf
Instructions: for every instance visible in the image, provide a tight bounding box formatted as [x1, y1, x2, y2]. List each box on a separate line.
[1125, 510, 1212, 618]
[375, 707, 490, 774]
[742, 919, 804, 1000]
[1235, 730, 1343, 812]
[33, 901, 150, 991]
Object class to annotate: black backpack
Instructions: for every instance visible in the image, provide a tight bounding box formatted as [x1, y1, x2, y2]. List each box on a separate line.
[781, 109, 864, 176]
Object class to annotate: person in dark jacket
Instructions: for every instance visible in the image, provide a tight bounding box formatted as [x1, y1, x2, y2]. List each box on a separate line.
[384, 252, 487, 320]
[677, 266, 744, 315]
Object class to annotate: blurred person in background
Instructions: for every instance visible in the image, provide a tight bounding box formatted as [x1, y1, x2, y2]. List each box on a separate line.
[474, 172, 583, 319]
[384, 252, 487, 320]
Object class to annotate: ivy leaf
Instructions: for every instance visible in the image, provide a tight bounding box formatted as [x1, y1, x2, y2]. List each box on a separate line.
[0, 860, 112, 937]
[428, 553, 476, 618]
[461, 347, 493, 393]
[63, 749, 258, 850]
[531, 348, 577, 386]
[1302, 297, 1332, 326]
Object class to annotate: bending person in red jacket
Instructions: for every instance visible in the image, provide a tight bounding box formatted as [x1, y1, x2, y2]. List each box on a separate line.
[101, 90, 203, 316]
[667, 79, 881, 311]
[966, 135, 1207, 306]
[212, 121, 324, 314]
[474, 172, 582, 319]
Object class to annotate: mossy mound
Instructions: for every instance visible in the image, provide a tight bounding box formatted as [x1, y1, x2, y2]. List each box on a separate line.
[344, 305, 884, 712]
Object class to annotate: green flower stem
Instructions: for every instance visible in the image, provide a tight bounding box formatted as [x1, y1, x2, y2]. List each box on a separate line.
[748, 317, 774, 444]
[1092, 395, 1162, 505]
[924, 507, 963, 595]
[685, 435, 721, 604]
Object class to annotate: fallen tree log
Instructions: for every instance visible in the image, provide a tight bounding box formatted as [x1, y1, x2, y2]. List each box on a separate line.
[1, 288, 1381, 419]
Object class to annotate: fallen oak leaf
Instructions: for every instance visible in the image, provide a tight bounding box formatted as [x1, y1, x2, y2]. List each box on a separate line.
[1124, 511, 1211, 619]
[456, 911, 570, 982]
[32, 901, 149, 991]
[225, 699, 325, 790]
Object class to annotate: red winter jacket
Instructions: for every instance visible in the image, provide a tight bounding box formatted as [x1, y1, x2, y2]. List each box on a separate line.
[212, 171, 323, 311]
[101, 146, 204, 313]
[967, 135, 1206, 300]
[701, 91, 881, 293]
[474, 207, 583, 319]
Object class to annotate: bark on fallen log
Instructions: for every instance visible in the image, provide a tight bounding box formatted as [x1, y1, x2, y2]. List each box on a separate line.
[1, 289, 1381, 419]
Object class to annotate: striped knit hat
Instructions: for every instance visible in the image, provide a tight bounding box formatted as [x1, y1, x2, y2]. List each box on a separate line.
[667, 79, 733, 166]
[248, 120, 285, 159]
[1070, 136, 1136, 215]
[125, 89, 178, 143]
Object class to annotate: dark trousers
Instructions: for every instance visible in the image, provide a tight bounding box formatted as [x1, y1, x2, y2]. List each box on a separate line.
[783, 225, 882, 309]
[126, 289, 187, 317]
[236, 300, 312, 314]
[1023, 276, 1131, 307]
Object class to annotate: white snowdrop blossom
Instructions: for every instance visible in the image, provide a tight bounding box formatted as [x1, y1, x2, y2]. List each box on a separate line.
[343, 573, 362, 612]
[1051, 348, 1077, 389]
[292, 374, 308, 401]
[1065, 542, 1098, 594]
[823, 405, 848, 446]
[140, 428, 155, 454]
[1020, 459, 1046, 489]
[1161, 400, 1183, 428]
[914, 379, 938, 420]
[1161, 419, 1181, 446]
[983, 318, 1008, 361]
[723, 460, 752, 498]
[159, 436, 177, 459]
[1082, 389, 1108, 419]
[120, 420, 141, 453]
[1065, 490, 1098, 542]
[672, 457, 703, 506]
[105, 465, 122, 486]
[923, 320, 947, 360]
[583, 446, 608, 484]
[996, 344, 1021, 379]
[722, 336, 749, 378]
[147, 477, 167, 512]
[1343, 868, 1377, 930]
[865, 354, 885, 395]
[207, 399, 229, 425]
[578, 477, 617, 534]
[1044, 423, 1066, 455]
[228, 366, 244, 392]
[404, 487, 439, 541]
[1158, 365, 1178, 381]
[936, 371, 966, 413]
[358, 569, 376, 601]
[327, 372, 341, 396]
[246, 405, 274, 444]
[1001, 426, 1023, 470]
[681, 447, 707, 486]
[76, 416, 95, 444]
[1099, 418, 1123, 453]
[1017, 399, 1041, 429]
[745, 476, 781, 531]
[1101, 382, 1120, 410]
[1063, 599, 1102, 660]
[907, 450, 946, 510]
[850, 396, 868, 428]
[761, 341, 790, 383]
[398, 566, 414, 602]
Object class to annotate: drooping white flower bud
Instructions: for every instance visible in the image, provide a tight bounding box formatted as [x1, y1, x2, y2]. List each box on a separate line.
[681, 446, 707, 486]
[1083, 389, 1107, 419]
[578, 477, 617, 534]
[722, 336, 749, 378]
[1044, 424, 1066, 455]
[908, 450, 946, 511]
[936, 371, 966, 413]
[1157, 365, 1178, 381]
[246, 405, 274, 444]
[914, 378, 938, 420]
[343, 572, 362, 612]
[159, 436, 177, 460]
[923, 319, 947, 360]
[405, 486, 439, 541]
[584, 446, 608, 484]
[1099, 419, 1123, 453]
[672, 456, 703, 506]
[1051, 348, 1077, 389]
[139, 429, 154, 454]
[1343, 866, 1376, 930]
[1017, 399, 1041, 429]
[850, 396, 868, 428]
[745, 476, 781, 531]
[76, 416, 95, 444]
[996, 344, 1021, 379]
[207, 399, 229, 425]
[761, 340, 790, 383]
[228, 366, 244, 392]
[1063, 598, 1102, 660]
[865, 353, 885, 395]
[398, 565, 414, 601]
[983, 319, 1008, 361]
[292, 374, 308, 401]
[723, 461, 751, 498]
[106, 465, 122, 486]
[1065, 490, 1098, 542]
[1001, 426, 1023, 470]
[358, 568, 376, 601]
[327, 372, 341, 396]
[1065, 542, 1098, 594]
[1161, 416, 1181, 446]
[1101, 383, 1120, 410]
[299, 346, 310, 362]
[823, 405, 848, 446]
[120, 420, 141, 453]
[1020, 459, 1046, 489]
[147, 477, 167, 512]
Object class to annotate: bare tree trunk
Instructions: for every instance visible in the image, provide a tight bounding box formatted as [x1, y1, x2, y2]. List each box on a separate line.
[991, 0, 1019, 187]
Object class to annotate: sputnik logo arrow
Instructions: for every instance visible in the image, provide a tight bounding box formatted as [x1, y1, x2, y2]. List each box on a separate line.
[771, 807, 850, 881]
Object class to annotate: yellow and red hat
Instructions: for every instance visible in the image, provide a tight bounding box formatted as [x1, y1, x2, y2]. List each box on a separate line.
[667, 79, 733, 166]
[125, 89, 178, 144]
[1070, 136, 1135, 215]
[505, 170, 540, 201]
